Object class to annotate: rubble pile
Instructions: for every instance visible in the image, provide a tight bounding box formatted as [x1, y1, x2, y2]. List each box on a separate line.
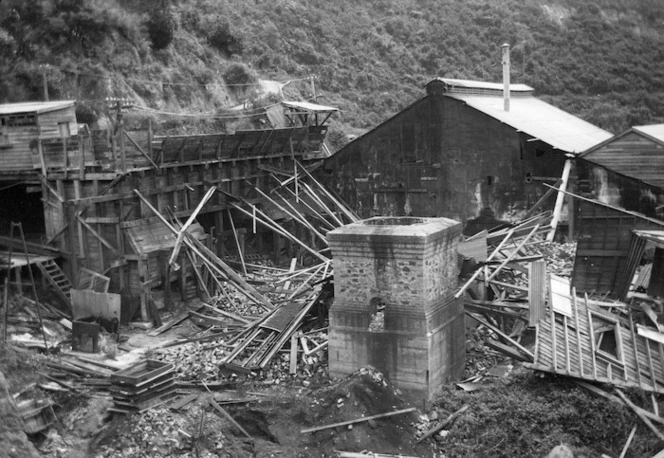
[538, 241, 576, 277]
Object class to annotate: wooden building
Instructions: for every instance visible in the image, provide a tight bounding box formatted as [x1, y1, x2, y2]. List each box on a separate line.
[0, 101, 78, 176]
[319, 78, 611, 227]
[569, 125, 664, 297]
[0, 99, 332, 322]
[576, 124, 664, 218]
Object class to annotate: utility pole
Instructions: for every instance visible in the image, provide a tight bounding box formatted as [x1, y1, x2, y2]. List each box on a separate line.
[40, 65, 49, 101]
[309, 75, 316, 101]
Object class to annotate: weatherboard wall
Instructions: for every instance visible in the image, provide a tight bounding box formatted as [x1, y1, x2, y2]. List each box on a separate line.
[321, 93, 567, 224]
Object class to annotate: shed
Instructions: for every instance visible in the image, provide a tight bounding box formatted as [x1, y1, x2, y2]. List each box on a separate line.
[0, 100, 78, 173]
[320, 78, 611, 225]
[576, 124, 664, 219]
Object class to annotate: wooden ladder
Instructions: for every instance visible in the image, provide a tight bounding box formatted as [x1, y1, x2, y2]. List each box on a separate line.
[37, 259, 73, 307]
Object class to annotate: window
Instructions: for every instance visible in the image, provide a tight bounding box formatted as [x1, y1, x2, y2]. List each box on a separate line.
[590, 311, 624, 365]
[58, 122, 71, 138]
[6, 115, 36, 127]
[0, 118, 8, 146]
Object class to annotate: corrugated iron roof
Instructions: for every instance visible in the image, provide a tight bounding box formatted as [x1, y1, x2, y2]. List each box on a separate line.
[282, 100, 339, 112]
[447, 93, 612, 154]
[436, 77, 533, 93]
[633, 124, 664, 144]
[0, 100, 75, 116]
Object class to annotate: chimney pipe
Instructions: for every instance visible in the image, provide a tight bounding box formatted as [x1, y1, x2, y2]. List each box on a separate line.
[502, 43, 510, 112]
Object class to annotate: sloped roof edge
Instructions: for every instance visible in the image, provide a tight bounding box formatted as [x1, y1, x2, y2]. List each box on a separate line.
[0, 100, 76, 116]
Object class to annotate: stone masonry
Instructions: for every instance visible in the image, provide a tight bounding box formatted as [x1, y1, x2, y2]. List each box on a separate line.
[327, 216, 465, 403]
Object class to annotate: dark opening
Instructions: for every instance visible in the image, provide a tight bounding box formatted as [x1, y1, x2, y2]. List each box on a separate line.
[0, 182, 45, 242]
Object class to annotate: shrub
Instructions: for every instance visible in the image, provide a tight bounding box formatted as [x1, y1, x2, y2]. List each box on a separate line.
[222, 63, 257, 86]
[146, 9, 176, 50]
[208, 21, 243, 56]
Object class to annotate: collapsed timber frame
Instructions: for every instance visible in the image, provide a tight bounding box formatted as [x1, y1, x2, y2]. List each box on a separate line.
[32, 119, 330, 322]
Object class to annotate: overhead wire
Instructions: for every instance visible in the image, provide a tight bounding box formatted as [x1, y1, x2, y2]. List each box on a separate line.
[0, 65, 312, 88]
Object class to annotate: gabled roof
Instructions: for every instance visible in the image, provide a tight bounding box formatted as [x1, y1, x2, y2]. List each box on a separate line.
[580, 124, 664, 190]
[443, 88, 612, 154]
[633, 124, 664, 144]
[0, 100, 75, 116]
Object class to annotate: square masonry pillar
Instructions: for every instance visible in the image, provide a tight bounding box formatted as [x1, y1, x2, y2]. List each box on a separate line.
[327, 216, 465, 402]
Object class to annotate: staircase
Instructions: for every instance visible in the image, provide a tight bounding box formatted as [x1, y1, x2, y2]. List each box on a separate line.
[37, 259, 73, 307]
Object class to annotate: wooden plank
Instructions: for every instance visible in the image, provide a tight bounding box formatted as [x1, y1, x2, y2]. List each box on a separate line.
[416, 405, 469, 443]
[584, 294, 597, 379]
[615, 389, 664, 441]
[467, 312, 533, 361]
[563, 315, 571, 374]
[629, 314, 644, 389]
[550, 284, 558, 372]
[644, 337, 658, 390]
[571, 289, 584, 378]
[301, 407, 417, 434]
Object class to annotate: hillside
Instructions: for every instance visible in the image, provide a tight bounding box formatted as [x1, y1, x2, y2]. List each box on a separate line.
[1, 0, 664, 141]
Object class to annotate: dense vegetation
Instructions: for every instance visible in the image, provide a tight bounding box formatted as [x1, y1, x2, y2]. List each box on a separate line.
[1, 0, 664, 138]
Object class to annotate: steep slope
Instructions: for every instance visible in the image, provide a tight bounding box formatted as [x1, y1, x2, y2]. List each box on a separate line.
[1, 0, 664, 138]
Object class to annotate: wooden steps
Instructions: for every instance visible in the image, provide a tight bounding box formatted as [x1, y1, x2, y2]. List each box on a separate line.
[36, 259, 73, 308]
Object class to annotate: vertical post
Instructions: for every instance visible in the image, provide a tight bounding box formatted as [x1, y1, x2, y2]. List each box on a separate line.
[502, 43, 510, 112]
[117, 101, 126, 173]
[78, 133, 85, 178]
[37, 140, 47, 175]
[41, 65, 49, 102]
[548, 158, 572, 242]
[138, 255, 150, 322]
[179, 252, 187, 301]
[158, 251, 172, 311]
[309, 75, 316, 101]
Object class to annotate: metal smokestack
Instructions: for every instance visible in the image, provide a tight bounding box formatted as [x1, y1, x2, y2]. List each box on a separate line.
[502, 43, 510, 112]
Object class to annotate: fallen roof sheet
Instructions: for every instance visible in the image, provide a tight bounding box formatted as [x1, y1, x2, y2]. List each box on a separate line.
[0, 100, 75, 116]
[447, 93, 612, 154]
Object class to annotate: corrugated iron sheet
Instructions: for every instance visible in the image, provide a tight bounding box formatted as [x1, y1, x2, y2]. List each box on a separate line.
[634, 124, 664, 144]
[124, 220, 206, 255]
[447, 93, 612, 154]
[0, 100, 75, 115]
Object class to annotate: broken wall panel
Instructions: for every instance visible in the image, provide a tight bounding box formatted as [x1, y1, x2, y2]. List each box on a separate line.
[572, 199, 664, 297]
[528, 294, 664, 394]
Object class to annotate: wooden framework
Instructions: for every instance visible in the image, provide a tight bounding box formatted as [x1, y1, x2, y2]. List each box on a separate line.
[527, 290, 664, 394]
[35, 121, 329, 319]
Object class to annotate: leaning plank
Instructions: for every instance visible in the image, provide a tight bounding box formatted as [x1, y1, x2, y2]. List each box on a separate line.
[134, 190, 273, 309]
[615, 389, 664, 441]
[417, 405, 469, 443]
[204, 384, 252, 439]
[337, 453, 421, 458]
[455, 227, 516, 298]
[485, 339, 530, 362]
[168, 186, 217, 269]
[576, 381, 664, 426]
[467, 312, 534, 361]
[148, 310, 190, 336]
[618, 425, 637, 458]
[301, 407, 416, 434]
